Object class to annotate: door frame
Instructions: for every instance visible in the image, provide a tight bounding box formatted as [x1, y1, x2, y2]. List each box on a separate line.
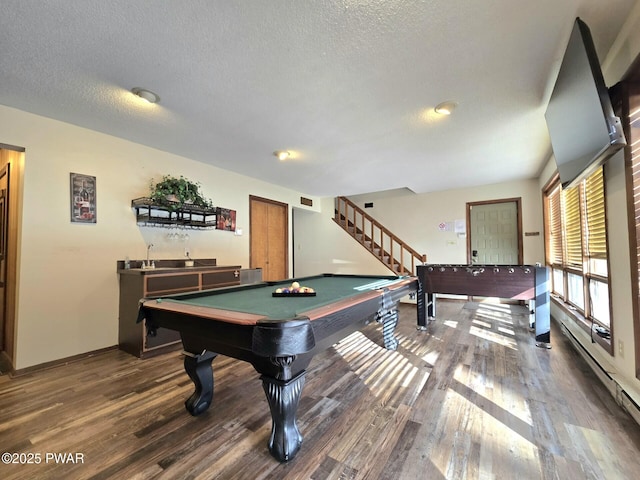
[466, 197, 523, 264]
[0, 143, 24, 372]
[0, 167, 7, 355]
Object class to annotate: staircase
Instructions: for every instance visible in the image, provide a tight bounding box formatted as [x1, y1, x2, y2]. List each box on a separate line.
[334, 196, 426, 275]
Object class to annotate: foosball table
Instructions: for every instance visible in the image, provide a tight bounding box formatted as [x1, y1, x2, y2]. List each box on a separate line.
[416, 264, 550, 347]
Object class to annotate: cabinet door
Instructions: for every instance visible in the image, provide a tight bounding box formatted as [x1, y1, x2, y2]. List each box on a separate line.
[202, 270, 240, 289]
[143, 274, 199, 353]
[146, 274, 199, 295]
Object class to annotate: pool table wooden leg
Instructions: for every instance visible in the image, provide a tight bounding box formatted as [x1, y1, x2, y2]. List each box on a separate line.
[183, 350, 217, 416]
[380, 309, 399, 350]
[261, 369, 305, 462]
[416, 280, 428, 330]
[377, 291, 400, 350]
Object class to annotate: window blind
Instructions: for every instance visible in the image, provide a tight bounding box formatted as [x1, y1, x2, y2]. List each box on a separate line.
[562, 186, 583, 269]
[584, 167, 606, 259]
[547, 183, 563, 265]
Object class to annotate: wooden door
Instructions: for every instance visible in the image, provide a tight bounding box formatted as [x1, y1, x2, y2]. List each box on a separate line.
[250, 196, 288, 281]
[467, 198, 522, 264]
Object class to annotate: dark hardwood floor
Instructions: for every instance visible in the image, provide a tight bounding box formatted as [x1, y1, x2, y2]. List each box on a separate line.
[1, 301, 640, 479]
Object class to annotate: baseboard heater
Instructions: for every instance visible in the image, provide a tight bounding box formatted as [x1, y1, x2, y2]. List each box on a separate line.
[558, 321, 640, 426]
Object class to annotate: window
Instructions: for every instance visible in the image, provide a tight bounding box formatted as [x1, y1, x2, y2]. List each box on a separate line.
[543, 167, 611, 335]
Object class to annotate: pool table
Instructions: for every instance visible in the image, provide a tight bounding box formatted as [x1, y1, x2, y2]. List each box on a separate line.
[137, 273, 418, 462]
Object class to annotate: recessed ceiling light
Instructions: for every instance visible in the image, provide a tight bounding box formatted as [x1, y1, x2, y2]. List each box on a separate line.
[434, 101, 457, 115]
[273, 150, 290, 161]
[131, 87, 160, 104]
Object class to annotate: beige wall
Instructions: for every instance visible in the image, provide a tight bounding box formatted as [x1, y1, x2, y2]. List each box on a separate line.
[0, 104, 319, 369]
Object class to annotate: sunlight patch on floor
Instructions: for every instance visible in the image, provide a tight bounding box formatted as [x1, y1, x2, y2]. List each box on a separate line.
[497, 326, 515, 336]
[472, 319, 492, 329]
[421, 349, 440, 366]
[333, 331, 425, 403]
[394, 332, 440, 366]
[476, 311, 516, 326]
[469, 325, 517, 349]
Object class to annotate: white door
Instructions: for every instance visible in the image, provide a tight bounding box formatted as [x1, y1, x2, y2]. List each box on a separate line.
[468, 200, 520, 264]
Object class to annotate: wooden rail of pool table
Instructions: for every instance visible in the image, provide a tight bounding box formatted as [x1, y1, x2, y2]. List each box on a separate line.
[139, 300, 269, 325]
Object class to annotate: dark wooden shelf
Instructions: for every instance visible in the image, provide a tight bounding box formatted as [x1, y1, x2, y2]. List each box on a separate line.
[131, 197, 216, 229]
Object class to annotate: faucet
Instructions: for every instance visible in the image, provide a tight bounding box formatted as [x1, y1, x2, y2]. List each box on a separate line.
[146, 243, 154, 267]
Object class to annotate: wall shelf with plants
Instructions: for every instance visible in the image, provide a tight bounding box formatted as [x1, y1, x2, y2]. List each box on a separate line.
[132, 175, 217, 229]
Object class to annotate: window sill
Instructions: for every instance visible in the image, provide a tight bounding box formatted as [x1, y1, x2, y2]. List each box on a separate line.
[551, 295, 613, 355]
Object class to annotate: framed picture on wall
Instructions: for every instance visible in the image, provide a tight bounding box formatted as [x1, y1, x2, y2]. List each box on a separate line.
[216, 207, 236, 231]
[70, 173, 97, 223]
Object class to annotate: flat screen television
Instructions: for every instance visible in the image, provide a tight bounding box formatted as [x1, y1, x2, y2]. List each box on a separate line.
[545, 17, 626, 189]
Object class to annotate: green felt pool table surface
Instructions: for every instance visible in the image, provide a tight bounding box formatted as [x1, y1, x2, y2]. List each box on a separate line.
[157, 274, 406, 320]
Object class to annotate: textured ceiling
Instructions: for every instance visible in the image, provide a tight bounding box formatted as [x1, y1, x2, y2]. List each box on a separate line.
[1, 1, 636, 197]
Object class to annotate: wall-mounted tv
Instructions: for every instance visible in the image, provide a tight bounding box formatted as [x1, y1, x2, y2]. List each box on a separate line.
[545, 17, 626, 189]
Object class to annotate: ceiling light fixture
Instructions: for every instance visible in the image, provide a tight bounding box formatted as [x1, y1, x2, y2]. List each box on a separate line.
[434, 101, 457, 115]
[273, 150, 290, 161]
[131, 87, 160, 104]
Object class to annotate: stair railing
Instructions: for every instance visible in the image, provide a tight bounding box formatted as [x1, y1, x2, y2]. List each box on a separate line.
[334, 196, 426, 275]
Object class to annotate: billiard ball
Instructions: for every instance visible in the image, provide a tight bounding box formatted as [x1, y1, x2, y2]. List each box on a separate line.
[291, 281, 300, 289]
